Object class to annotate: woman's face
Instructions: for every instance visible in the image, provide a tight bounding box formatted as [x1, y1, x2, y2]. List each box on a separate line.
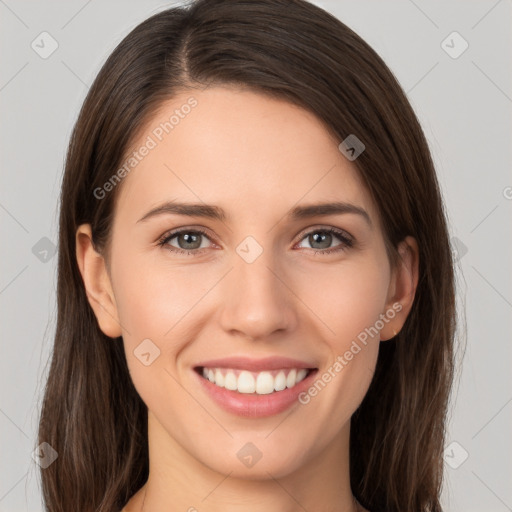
[79, 86, 414, 480]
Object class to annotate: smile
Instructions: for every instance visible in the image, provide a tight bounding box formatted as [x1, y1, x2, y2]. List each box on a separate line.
[193, 366, 319, 418]
[197, 366, 314, 395]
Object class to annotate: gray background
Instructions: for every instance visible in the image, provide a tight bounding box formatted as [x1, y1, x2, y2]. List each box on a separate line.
[1, 0, 511, 510]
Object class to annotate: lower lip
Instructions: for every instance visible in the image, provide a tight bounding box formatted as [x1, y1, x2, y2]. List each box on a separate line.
[194, 368, 318, 418]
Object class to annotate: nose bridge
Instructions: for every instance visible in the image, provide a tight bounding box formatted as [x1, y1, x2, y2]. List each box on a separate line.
[218, 236, 297, 339]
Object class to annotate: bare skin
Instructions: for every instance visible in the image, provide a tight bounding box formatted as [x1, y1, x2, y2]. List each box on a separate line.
[76, 85, 418, 512]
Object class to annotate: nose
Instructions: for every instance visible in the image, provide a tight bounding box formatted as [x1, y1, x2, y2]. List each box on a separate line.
[218, 248, 298, 341]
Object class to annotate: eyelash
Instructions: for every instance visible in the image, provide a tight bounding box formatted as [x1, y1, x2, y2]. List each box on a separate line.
[156, 226, 354, 257]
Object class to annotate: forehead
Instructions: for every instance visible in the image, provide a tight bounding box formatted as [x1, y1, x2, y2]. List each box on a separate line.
[112, 86, 379, 229]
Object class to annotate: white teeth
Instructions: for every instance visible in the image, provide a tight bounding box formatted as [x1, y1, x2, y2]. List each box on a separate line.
[256, 371, 274, 395]
[214, 369, 224, 387]
[238, 371, 255, 393]
[296, 368, 308, 383]
[200, 367, 311, 394]
[224, 372, 238, 391]
[274, 371, 287, 391]
[286, 369, 297, 388]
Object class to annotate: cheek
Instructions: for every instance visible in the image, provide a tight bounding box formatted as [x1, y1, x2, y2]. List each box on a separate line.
[112, 245, 205, 337]
[294, 264, 386, 428]
[112, 262, 199, 404]
[297, 254, 390, 344]
[296, 255, 388, 403]
[111, 250, 220, 396]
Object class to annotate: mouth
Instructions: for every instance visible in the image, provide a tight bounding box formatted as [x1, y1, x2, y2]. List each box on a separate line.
[191, 355, 320, 417]
[193, 364, 319, 418]
[193, 366, 318, 395]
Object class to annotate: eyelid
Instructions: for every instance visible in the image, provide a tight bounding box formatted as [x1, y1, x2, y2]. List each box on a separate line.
[294, 224, 354, 244]
[156, 225, 217, 247]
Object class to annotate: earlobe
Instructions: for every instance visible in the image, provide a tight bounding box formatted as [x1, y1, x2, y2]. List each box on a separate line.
[380, 236, 420, 341]
[75, 224, 123, 339]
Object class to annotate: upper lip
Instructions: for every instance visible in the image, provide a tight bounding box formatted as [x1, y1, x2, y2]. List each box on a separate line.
[195, 356, 318, 372]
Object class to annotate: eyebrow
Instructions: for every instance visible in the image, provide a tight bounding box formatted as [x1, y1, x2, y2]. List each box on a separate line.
[137, 200, 372, 228]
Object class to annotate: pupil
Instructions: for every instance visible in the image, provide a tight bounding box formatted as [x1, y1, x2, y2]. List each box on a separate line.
[181, 232, 200, 249]
[311, 232, 330, 249]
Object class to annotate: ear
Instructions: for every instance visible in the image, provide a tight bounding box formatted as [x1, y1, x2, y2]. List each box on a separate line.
[380, 235, 419, 341]
[75, 224, 122, 339]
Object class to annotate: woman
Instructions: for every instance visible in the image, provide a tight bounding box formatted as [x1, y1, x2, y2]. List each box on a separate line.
[37, 0, 457, 511]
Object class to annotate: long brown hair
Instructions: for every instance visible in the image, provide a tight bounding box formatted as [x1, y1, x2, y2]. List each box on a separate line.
[37, 1, 460, 510]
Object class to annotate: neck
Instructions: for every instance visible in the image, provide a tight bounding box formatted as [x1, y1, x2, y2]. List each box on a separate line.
[133, 411, 363, 512]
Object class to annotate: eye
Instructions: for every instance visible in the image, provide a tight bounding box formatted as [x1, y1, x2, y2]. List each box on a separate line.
[156, 226, 354, 256]
[294, 227, 354, 255]
[157, 227, 214, 256]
